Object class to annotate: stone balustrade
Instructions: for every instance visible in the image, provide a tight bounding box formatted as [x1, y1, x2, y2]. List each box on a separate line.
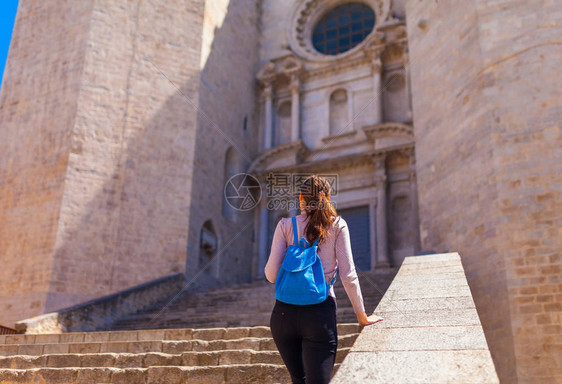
[332, 253, 499, 383]
[15, 273, 188, 334]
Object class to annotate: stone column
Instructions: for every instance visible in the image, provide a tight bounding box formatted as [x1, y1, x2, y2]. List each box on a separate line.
[257, 187, 269, 278]
[289, 75, 300, 142]
[401, 41, 413, 122]
[372, 57, 384, 125]
[364, 38, 385, 125]
[409, 150, 421, 254]
[263, 83, 273, 150]
[375, 156, 390, 267]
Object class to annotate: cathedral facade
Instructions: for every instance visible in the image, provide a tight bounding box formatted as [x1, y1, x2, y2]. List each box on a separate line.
[0, 0, 560, 383]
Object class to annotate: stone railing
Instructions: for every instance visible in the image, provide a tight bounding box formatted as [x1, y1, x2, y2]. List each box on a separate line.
[0, 324, 17, 335]
[15, 273, 188, 334]
[332, 253, 499, 383]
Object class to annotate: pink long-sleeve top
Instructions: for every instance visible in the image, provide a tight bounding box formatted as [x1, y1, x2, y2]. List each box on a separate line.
[264, 210, 366, 315]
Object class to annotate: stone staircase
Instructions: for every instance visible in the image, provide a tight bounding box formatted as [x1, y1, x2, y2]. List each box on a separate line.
[0, 268, 396, 383]
[108, 268, 397, 331]
[0, 324, 360, 383]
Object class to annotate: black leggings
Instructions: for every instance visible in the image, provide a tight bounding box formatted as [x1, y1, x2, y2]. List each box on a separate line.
[270, 296, 338, 384]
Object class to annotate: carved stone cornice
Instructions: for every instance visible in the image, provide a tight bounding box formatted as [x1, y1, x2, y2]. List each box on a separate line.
[256, 142, 414, 177]
[279, 55, 304, 77]
[363, 32, 386, 58]
[320, 129, 358, 144]
[257, 55, 304, 89]
[362, 122, 414, 142]
[256, 61, 276, 85]
[303, 56, 372, 81]
[248, 140, 310, 174]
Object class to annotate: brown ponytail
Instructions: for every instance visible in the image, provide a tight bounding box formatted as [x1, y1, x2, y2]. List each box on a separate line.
[299, 175, 338, 246]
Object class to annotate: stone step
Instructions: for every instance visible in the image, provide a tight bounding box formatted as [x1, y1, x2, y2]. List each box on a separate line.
[106, 269, 395, 331]
[0, 324, 360, 345]
[0, 363, 342, 384]
[0, 333, 359, 356]
[109, 301, 377, 329]
[0, 364, 284, 384]
[0, 347, 351, 369]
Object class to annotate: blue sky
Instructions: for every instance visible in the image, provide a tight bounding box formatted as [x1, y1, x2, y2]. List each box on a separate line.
[0, 0, 18, 90]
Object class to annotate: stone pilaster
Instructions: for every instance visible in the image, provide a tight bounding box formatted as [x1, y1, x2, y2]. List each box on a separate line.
[289, 75, 300, 142]
[374, 156, 390, 267]
[364, 37, 385, 124]
[408, 149, 421, 254]
[263, 84, 273, 150]
[400, 40, 413, 123]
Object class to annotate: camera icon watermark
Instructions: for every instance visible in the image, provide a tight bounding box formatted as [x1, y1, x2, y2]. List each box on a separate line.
[224, 173, 262, 211]
[224, 172, 338, 211]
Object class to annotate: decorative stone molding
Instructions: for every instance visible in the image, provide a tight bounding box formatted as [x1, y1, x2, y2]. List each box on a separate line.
[304, 56, 373, 81]
[279, 55, 304, 77]
[257, 142, 414, 178]
[257, 55, 305, 90]
[363, 33, 386, 59]
[248, 139, 310, 174]
[287, 0, 392, 62]
[256, 61, 276, 84]
[362, 122, 414, 142]
[321, 129, 358, 145]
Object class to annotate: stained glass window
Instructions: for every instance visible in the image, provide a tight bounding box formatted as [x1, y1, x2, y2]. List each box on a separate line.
[312, 3, 375, 55]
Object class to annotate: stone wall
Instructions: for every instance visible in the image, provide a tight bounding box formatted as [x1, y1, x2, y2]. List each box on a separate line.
[0, 0, 207, 326]
[406, 0, 562, 382]
[46, 0, 206, 311]
[185, 0, 261, 285]
[0, 1, 95, 327]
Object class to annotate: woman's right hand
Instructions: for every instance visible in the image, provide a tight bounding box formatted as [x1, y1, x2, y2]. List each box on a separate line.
[357, 312, 384, 326]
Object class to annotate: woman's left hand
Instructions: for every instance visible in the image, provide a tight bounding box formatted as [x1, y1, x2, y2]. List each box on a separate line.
[357, 312, 384, 326]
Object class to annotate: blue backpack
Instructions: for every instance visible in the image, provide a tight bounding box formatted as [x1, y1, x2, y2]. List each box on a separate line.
[275, 216, 337, 305]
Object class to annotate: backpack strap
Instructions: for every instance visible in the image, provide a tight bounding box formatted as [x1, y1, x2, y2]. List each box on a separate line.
[292, 216, 298, 246]
[327, 267, 338, 288]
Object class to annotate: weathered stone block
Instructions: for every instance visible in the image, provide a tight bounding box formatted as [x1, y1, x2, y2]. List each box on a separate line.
[33, 368, 77, 384]
[164, 329, 193, 341]
[192, 328, 225, 341]
[224, 338, 260, 351]
[109, 331, 138, 342]
[68, 343, 101, 354]
[100, 342, 129, 354]
[113, 354, 143, 369]
[248, 327, 271, 338]
[80, 353, 116, 368]
[182, 366, 225, 384]
[146, 366, 183, 384]
[46, 354, 81, 368]
[223, 327, 249, 340]
[76, 367, 113, 384]
[84, 332, 111, 343]
[249, 351, 282, 365]
[128, 341, 162, 354]
[110, 368, 146, 384]
[162, 341, 192, 354]
[142, 352, 181, 368]
[332, 350, 499, 384]
[16, 344, 43, 356]
[218, 350, 252, 365]
[43, 343, 70, 354]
